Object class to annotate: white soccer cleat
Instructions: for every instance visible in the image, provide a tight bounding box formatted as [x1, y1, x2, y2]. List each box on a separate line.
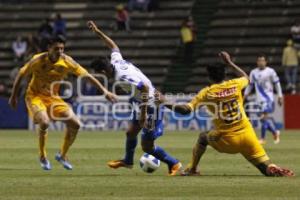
[39, 157, 52, 170]
[55, 153, 73, 170]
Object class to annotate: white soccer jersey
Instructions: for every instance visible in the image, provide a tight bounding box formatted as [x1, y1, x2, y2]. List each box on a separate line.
[245, 67, 282, 103]
[111, 50, 155, 103]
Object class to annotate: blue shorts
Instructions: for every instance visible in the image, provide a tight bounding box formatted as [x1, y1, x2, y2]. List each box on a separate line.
[132, 105, 164, 141]
[259, 101, 274, 114]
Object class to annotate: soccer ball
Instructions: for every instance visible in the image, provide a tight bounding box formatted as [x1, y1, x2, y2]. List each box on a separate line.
[139, 153, 160, 173]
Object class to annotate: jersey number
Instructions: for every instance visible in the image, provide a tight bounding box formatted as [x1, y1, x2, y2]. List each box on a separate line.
[220, 99, 242, 124]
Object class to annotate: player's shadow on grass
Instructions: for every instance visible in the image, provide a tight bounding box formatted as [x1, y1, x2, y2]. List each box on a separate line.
[198, 174, 262, 177]
[0, 168, 34, 171]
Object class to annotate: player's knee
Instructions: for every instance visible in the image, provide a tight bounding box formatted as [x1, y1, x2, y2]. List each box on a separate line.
[141, 143, 154, 153]
[39, 119, 50, 130]
[198, 132, 208, 147]
[67, 119, 81, 130]
[261, 114, 268, 120]
[126, 131, 138, 139]
[72, 121, 81, 130]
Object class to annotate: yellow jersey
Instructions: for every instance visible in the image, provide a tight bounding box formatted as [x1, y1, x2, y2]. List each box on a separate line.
[181, 26, 193, 43]
[20, 52, 88, 96]
[187, 77, 250, 134]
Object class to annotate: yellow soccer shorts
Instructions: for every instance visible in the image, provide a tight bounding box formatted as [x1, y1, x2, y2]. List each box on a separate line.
[25, 94, 71, 122]
[207, 127, 270, 166]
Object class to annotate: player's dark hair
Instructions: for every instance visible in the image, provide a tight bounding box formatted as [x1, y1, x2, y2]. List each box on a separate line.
[257, 53, 267, 60]
[90, 56, 111, 72]
[48, 35, 66, 46]
[206, 63, 226, 83]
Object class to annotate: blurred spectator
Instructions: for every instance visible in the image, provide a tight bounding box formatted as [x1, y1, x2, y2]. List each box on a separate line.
[148, 0, 159, 12]
[282, 39, 299, 94]
[38, 17, 53, 51]
[291, 19, 300, 48]
[25, 33, 41, 59]
[128, 0, 150, 12]
[12, 35, 27, 64]
[53, 13, 67, 37]
[180, 16, 197, 64]
[0, 81, 8, 97]
[115, 4, 130, 31]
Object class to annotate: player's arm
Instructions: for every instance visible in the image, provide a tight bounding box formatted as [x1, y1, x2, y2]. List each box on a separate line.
[272, 70, 283, 106]
[87, 20, 119, 51]
[219, 51, 249, 80]
[9, 63, 31, 109]
[85, 73, 118, 103]
[65, 55, 117, 103]
[153, 90, 193, 114]
[165, 104, 192, 115]
[244, 71, 254, 100]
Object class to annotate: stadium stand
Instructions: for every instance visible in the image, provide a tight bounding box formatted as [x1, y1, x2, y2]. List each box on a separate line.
[0, 0, 194, 94]
[163, 0, 220, 93]
[1, 0, 300, 95]
[185, 0, 300, 93]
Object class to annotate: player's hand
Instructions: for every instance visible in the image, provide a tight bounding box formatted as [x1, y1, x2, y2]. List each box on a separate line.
[219, 51, 232, 64]
[8, 95, 18, 110]
[278, 96, 283, 107]
[105, 92, 118, 103]
[87, 20, 99, 32]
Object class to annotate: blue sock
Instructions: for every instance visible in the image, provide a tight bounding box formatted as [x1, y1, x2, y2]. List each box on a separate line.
[266, 119, 277, 135]
[123, 137, 137, 165]
[261, 119, 267, 139]
[149, 146, 178, 168]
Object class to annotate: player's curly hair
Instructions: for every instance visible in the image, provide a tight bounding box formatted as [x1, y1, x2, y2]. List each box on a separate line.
[90, 56, 111, 72]
[206, 63, 226, 83]
[48, 34, 66, 46]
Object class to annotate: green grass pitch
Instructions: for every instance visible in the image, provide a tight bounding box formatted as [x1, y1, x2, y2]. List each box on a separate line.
[0, 130, 299, 200]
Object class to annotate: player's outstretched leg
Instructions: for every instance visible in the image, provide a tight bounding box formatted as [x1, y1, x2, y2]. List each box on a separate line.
[255, 161, 295, 177]
[56, 114, 81, 170]
[35, 111, 52, 170]
[107, 123, 141, 169]
[184, 132, 208, 176]
[141, 139, 183, 176]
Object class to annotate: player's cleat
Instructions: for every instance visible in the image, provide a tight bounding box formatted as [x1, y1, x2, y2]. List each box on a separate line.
[107, 160, 133, 169]
[183, 167, 201, 176]
[273, 131, 280, 144]
[39, 157, 51, 170]
[259, 139, 266, 145]
[168, 162, 184, 176]
[267, 164, 295, 177]
[55, 153, 73, 170]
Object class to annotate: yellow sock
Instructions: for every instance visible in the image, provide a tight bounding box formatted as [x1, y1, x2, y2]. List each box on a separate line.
[38, 128, 48, 158]
[60, 127, 78, 158]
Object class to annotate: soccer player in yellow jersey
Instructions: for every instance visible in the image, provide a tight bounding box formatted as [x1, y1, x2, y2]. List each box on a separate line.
[163, 51, 294, 177]
[9, 35, 117, 170]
